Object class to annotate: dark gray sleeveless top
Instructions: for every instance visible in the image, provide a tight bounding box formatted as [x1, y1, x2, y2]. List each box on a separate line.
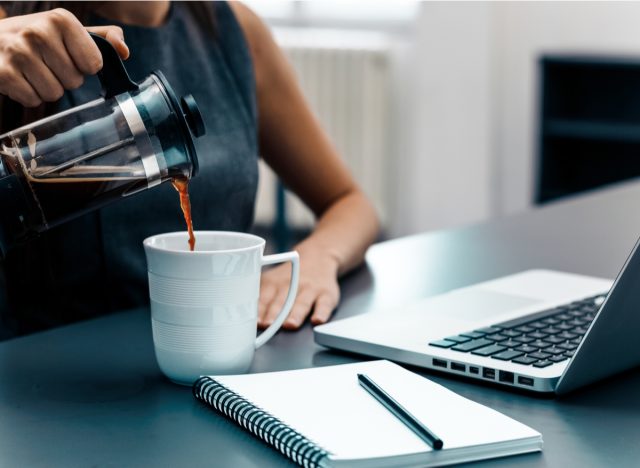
[0, 2, 258, 337]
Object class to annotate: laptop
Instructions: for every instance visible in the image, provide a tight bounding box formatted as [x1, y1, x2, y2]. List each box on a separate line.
[314, 237, 640, 394]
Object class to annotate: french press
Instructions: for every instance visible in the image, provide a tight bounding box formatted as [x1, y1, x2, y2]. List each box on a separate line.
[0, 33, 205, 257]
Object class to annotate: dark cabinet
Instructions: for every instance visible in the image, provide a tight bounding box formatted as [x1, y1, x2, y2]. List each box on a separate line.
[537, 56, 640, 203]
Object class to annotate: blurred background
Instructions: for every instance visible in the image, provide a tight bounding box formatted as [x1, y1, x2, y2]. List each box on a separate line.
[247, 1, 640, 247]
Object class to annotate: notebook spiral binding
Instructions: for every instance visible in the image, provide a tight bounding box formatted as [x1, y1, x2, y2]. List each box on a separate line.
[194, 376, 330, 468]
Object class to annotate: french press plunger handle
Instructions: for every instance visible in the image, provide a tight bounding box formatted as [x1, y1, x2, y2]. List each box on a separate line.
[89, 32, 138, 99]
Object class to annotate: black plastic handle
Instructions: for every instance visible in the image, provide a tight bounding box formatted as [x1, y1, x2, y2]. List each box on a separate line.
[89, 32, 138, 99]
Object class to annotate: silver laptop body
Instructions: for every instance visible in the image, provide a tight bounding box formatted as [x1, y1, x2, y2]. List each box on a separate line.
[314, 238, 640, 394]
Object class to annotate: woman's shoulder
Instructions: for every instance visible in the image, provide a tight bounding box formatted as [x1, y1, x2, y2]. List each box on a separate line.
[227, 1, 271, 46]
[226, 2, 281, 92]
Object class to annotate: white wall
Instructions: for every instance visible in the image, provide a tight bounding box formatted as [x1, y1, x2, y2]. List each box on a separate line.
[392, 2, 494, 236]
[405, 1, 640, 235]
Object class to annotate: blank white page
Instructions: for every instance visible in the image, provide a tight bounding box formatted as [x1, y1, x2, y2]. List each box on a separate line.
[214, 360, 540, 462]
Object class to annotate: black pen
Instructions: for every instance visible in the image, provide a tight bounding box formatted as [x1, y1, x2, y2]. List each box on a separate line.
[357, 373, 444, 450]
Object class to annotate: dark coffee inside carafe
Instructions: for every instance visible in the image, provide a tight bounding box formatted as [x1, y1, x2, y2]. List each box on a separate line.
[27, 168, 148, 229]
[0, 140, 148, 236]
[171, 177, 195, 251]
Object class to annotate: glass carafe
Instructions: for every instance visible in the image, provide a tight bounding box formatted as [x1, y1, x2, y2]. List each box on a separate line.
[0, 34, 205, 256]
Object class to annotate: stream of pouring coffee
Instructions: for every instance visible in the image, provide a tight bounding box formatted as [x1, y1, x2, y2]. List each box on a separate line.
[171, 177, 195, 251]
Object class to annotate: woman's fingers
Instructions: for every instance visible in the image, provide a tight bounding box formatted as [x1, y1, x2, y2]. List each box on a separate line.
[282, 288, 317, 330]
[57, 13, 129, 73]
[48, 9, 103, 75]
[263, 288, 288, 327]
[22, 55, 64, 102]
[310, 292, 339, 325]
[41, 36, 84, 90]
[261, 282, 339, 330]
[258, 282, 277, 328]
[7, 73, 41, 107]
[86, 25, 129, 59]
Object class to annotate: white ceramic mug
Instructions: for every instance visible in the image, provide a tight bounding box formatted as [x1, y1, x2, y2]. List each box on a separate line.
[143, 231, 299, 385]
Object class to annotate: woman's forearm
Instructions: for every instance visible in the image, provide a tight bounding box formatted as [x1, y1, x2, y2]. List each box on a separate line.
[294, 189, 379, 276]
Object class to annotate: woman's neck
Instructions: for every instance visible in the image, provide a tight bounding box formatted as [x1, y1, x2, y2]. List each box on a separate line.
[94, 1, 171, 27]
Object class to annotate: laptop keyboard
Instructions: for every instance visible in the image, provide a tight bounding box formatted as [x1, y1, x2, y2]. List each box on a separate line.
[428, 294, 606, 368]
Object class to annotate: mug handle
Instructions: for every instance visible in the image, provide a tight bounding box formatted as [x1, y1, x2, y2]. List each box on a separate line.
[255, 251, 300, 349]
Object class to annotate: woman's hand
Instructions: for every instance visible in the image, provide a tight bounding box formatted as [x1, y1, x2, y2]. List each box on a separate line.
[259, 246, 341, 330]
[0, 8, 129, 107]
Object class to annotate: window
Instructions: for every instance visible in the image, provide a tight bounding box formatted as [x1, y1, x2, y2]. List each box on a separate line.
[244, 0, 419, 30]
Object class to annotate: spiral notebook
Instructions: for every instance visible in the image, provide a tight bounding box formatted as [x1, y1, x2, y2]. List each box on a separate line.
[193, 360, 542, 467]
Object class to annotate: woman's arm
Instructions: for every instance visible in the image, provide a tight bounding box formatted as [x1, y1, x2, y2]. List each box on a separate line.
[229, 2, 379, 330]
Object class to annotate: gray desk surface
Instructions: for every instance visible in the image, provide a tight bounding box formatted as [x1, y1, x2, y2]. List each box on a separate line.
[3, 182, 640, 467]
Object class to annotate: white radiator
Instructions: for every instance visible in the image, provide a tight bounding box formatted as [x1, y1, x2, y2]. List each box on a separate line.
[255, 28, 392, 228]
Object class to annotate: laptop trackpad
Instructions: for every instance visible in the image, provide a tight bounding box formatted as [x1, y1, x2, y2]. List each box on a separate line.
[425, 289, 541, 322]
